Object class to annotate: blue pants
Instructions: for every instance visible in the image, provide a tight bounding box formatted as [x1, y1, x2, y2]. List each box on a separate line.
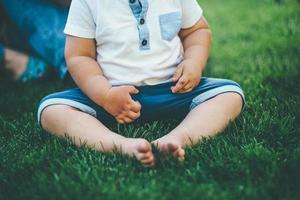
[0, 0, 68, 79]
[38, 78, 245, 126]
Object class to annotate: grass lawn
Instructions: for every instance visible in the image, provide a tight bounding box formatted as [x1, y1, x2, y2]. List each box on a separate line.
[0, 0, 300, 199]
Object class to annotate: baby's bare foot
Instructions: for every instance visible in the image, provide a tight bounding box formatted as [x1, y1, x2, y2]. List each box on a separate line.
[122, 138, 155, 166]
[152, 137, 185, 161]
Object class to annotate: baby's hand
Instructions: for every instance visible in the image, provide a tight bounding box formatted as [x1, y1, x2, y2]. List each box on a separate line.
[103, 86, 141, 124]
[171, 59, 202, 93]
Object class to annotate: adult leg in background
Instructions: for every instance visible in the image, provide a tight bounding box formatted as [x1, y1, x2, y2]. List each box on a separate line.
[0, 0, 69, 79]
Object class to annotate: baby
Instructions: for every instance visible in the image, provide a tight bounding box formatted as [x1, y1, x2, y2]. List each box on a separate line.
[38, 0, 245, 166]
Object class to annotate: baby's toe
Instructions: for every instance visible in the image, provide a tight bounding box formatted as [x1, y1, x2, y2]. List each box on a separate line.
[172, 148, 183, 157]
[141, 155, 155, 166]
[174, 149, 185, 161]
[138, 151, 152, 160]
[134, 139, 155, 166]
[167, 142, 185, 160]
[167, 142, 179, 153]
[137, 140, 152, 153]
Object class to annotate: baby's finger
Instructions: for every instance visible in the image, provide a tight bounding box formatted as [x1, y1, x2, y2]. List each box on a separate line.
[123, 117, 133, 124]
[178, 87, 193, 94]
[126, 110, 141, 120]
[172, 76, 189, 93]
[172, 65, 183, 82]
[177, 82, 194, 94]
[116, 118, 125, 124]
[116, 114, 133, 124]
[130, 101, 142, 113]
[183, 82, 193, 91]
[125, 85, 139, 95]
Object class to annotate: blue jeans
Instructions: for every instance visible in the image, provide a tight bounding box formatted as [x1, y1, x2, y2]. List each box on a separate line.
[38, 77, 245, 126]
[0, 0, 69, 79]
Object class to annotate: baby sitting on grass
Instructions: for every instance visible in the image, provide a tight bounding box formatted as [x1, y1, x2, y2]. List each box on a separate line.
[38, 0, 245, 166]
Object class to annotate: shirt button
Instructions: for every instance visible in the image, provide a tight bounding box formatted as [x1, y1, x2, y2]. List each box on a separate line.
[129, 0, 135, 3]
[142, 39, 148, 46]
[140, 18, 145, 25]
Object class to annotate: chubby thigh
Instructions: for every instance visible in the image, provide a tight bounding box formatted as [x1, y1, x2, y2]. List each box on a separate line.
[37, 77, 245, 125]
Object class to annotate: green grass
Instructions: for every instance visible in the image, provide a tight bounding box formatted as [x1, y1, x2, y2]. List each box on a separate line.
[0, 0, 300, 199]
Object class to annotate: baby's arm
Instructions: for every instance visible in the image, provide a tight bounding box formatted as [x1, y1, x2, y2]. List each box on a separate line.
[65, 36, 141, 124]
[171, 17, 211, 93]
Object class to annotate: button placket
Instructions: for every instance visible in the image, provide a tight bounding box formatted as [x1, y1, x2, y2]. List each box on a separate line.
[129, 0, 142, 19]
[129, 0, 150, 50]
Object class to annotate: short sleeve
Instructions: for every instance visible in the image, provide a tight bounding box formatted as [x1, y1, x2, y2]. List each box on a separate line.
[180, 0, 203, 29]
[64, 0, 96, 38]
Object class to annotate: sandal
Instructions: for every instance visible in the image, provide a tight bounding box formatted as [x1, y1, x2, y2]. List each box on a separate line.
[18, 56, 50, 82]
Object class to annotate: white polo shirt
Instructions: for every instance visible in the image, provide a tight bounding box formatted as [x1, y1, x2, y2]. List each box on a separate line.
[64, 0, 203, 86]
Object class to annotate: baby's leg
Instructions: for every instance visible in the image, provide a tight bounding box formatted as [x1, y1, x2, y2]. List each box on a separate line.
[153, 92, 243, 160]
[38, 90, 154, 166]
